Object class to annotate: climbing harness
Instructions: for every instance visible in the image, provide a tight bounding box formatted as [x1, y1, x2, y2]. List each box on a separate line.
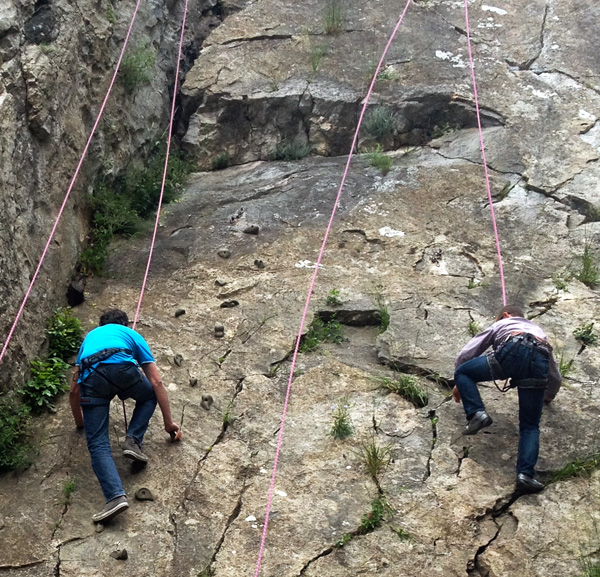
[490, 333, 551, 393]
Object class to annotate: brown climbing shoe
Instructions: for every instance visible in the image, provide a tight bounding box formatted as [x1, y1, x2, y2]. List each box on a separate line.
[92, 495, 129, 523]
[123, 436, 148, 463]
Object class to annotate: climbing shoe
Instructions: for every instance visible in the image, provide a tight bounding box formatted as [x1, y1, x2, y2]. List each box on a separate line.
[516, 473, 544, 494]
[123, 436, 148, 463]
[92, 495, 129, 523]
[463, 411, 493, 435]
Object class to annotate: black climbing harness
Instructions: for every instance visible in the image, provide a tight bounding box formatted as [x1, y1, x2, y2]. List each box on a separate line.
[488, 333, 550, 393]
[80, 347, 131, 373]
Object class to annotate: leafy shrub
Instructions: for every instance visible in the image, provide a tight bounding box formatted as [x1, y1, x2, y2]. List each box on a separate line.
[80, 143, 192, 274]
[359, 496, 393, 533]
[363, 106, 394, 140]
[326, 289, 342, 306]
[574, 323, 598, 346]
[299, 316, 344, 353]
[46, 308, 83, 360]
[0, 399, 32, 471]
[20, 357, 70, 413]
[120, 42, 156, 93]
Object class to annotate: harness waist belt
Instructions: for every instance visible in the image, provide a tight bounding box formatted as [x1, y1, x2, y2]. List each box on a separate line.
[80, 348, 132, 371]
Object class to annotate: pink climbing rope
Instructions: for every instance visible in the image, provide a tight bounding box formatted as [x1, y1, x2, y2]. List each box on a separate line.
[132, 0, 189, 329]
[252, 2, 413, 575]
[0, 0, 143, 367]
[463, 0, 507, 306]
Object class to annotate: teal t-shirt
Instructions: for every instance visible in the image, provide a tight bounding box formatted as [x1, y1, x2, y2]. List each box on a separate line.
[76, 324, 155, 381]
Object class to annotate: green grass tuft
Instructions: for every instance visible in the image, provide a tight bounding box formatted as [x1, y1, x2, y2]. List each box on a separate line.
[379, 375, 428, 408]
[363, 107, 394, 140]
[360, 437, 392, 480]
[575, 242, 599, 288]
[367, 145, 393, 175]
[330, 401, 353, 440]
[323, 0, 345, 35]
[551, 453, 600, 483]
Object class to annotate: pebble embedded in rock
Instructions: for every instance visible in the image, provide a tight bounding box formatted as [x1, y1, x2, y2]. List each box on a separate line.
[110, 549, 128, 560]
[254, 259, 265, 269]
[174, 354, 183, 366]
[217, 249, 231, 259]
[220, 300, 239, 308]
[174, 309, 186, 318]
[95, 523, 104, 533]
[243, 225, 259, 235]
[189, 377, 198, 387]
[201, 394, 214, 411]
[214, 323, 225, 338]
[215, 279, 228, 286]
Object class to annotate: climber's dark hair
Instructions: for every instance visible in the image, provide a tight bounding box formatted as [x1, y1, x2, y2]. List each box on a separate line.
[99, 309, 129, 327]
[496, 304, 524, 321]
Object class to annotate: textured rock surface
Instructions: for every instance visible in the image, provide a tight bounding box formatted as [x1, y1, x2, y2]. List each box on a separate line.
[1, 1, 600, 577]
[0, 0, 219, 389]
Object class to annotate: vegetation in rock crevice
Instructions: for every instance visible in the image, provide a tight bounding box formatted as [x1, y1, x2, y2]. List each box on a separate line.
[80, 142, 192, 275]
[1, 309, 83, 471]
[378, 375, 428, 408]
[299, 316, 344, 353]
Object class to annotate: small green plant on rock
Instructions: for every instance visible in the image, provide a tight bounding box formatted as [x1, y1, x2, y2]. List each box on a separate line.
[468, 320, 481, 337]
[557, 351, 574, 378]
[363, 106, 394, 140]
[63, 479, 76, 501]
[367, 145, 393, 175]
[575, 242, 599, 288]
[553, 271, 571, 292]
[580, 556, 600, 577]
[379, 375, 428, 408]
[326, 289, 342, 306]
[310, 44, 328, 73]
[390, 525, 412, 541]
[359, 495, 393, 534]
[330, 401, 353, 440]
[574, 323, 598, 346]
[299, 316, 344, 353]
[335, 533, 352, 547]
[212, 152, 231, 170]
[323, 0, 345, 35]
[120, 41, 156, 93]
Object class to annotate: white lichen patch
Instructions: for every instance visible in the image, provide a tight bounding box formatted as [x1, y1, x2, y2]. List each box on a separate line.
[294, 260, 320, 269]
[245, 515, 257, 522]
[379, 226, 405, 238]
[434, 50, 466, 68]
[579, 109, 596, 123]
[482, 5, 507, 15]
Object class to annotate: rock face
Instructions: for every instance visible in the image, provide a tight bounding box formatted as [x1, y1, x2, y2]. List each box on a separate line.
[0, 0, 220, 389]
[1, 1, 600, 577]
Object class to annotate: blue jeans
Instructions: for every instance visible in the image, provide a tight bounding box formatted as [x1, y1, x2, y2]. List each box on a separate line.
[80, 363, 157, 502]
[454, 338, 549, 476]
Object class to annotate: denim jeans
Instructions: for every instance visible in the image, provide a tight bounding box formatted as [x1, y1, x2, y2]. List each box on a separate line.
[454, 338, 549, 476]
[80, 363, 157, 502]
